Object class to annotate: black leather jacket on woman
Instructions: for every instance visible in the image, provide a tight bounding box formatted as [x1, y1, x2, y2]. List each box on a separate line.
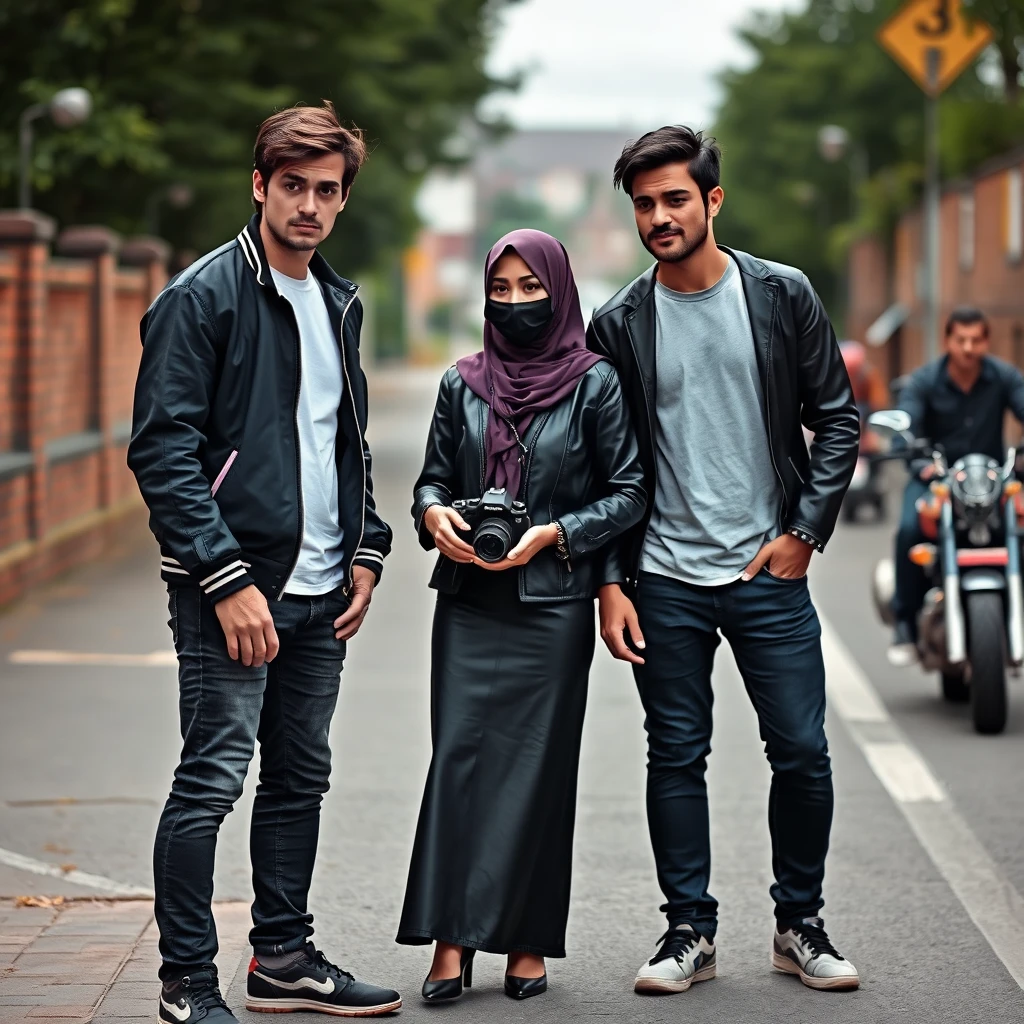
[412, 361, 647, 602]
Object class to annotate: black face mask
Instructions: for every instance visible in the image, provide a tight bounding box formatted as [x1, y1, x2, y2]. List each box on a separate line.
[484, 297, 554, 347]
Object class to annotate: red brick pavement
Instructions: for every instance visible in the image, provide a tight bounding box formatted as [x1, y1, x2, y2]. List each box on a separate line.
[0, 899, 250, 1023]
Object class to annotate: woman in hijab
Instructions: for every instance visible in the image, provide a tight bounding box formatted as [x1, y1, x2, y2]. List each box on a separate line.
[396, 229, 646, 1001]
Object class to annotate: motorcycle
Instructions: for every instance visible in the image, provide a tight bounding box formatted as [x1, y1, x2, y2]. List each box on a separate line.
[868, 410, 1023, 735]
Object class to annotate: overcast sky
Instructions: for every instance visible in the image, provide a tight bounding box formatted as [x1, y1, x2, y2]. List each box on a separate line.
[482, 0, 804, 131]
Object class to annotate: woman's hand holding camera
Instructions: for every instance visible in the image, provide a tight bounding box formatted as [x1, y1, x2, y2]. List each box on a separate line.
[475, 523, 558, 572]
[424, 504, 477, 563]
[426, 504, 558, 571]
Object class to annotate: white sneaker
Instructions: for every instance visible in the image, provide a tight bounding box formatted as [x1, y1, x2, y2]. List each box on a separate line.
[888, 622, 918, 667]
[887, 642, 918, 667]
[772, 917, 860, 991]
[634, 924, 716, 994]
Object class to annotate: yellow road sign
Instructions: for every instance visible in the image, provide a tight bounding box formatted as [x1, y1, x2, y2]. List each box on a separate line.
[878, 0, 994, 95]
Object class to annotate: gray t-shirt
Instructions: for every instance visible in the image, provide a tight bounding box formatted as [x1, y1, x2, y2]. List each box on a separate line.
[641, 257, 783, 585]
[270, 267, 346, 596]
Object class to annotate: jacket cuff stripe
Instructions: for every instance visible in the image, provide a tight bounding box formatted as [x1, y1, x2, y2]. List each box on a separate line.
[204, 567, 249, 593]
[161, 566, 190, 576]
[354, 548, 385, 566]
[199, 560, 245, 588]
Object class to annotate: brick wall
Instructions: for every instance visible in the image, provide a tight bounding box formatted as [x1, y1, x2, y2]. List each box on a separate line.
[848, 146, 1024, 383]
[0, 212, 168, 607]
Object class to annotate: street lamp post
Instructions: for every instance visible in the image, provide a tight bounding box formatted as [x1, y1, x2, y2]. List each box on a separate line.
[145, 184, 194, 237]
[18, 87, 93, 210]
[817, 124, 868, 218]
[818, 124, 868, 337]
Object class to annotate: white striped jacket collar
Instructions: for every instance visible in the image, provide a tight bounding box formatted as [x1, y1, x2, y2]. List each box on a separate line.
[236, 213, 358, 297]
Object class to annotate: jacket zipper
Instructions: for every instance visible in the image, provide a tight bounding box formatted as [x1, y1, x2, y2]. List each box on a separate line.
[549, 378, 591, 574]
[278, 304, 306, 600]
[337, 289, 363, 595]
[520, 413, 549, 503]
[625, 310, 656, 586]
[520, 412, 551, 591]
[760, 288, 788, 522]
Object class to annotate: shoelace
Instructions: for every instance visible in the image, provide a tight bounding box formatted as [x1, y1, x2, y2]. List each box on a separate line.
[790, 920, 844, 961]
[182, 971, 229, 1014]
[649, 927, 699, 966]
[307, 944, 355, 985]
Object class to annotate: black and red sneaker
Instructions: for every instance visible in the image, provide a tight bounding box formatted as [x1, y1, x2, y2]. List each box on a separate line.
[245, 943, 401, 1016]
[159, 967, 237, 1022]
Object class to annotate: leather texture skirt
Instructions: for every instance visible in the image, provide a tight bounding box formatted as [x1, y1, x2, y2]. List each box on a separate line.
[396, 569, 595, 957]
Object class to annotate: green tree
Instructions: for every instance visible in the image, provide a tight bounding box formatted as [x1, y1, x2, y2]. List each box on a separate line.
[965, 0, 1024, 99]
[713, 0, 927, 325]
[713, 0, 1024, 329]
[0, 0, 518, 275]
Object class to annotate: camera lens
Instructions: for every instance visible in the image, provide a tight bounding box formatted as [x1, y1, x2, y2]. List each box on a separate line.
[474, 518, 512, 563]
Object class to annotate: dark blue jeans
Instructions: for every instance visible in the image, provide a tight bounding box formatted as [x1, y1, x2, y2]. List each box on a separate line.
[634, 570, 833, 939]
[892, 478, 931, 629]
[155, 585, 348, 980]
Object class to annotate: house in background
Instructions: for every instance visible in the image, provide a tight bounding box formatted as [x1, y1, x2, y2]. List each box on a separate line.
[848, 145, 1024, 386]
[405, 128, 645, 362]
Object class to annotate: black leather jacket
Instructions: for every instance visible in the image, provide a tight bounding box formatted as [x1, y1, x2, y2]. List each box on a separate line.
[128, 213, 392, 604]
[587, 248, 859, 591]
[412, 361, 647, 601]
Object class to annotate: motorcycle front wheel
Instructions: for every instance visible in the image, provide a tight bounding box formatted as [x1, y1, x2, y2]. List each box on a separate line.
[965, 591, 1008, 734]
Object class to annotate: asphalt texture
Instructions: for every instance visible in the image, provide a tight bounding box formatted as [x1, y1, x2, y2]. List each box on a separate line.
[1, 368, 1022, 1023]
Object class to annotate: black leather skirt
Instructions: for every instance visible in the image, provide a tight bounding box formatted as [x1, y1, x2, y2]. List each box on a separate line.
[396, 572, 595, 957]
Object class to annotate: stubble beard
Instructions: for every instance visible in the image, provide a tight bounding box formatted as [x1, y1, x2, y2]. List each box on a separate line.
[642, 216, 710, 264]
[267, 213, 320, 253]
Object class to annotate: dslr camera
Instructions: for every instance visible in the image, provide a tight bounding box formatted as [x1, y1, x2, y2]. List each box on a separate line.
[452, 488, 531, 563]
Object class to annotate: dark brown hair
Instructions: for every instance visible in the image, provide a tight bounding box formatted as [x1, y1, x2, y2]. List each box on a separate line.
[613, 126, 721, 209]
[253, 101, 367, 203]
[945, 306, 989, 338]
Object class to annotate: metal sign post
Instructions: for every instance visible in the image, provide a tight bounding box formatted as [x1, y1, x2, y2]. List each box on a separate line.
[924, 47, 941, 360]
[877, 0, 993, 360]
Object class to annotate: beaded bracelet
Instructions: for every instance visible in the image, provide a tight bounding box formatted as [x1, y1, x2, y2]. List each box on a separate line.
[554, 521, 571, 565]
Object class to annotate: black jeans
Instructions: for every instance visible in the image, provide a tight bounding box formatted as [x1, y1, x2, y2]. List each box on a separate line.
[892, 478, 931, 630]
[634, 570, 833, 940]
[155, 585, 348, 980]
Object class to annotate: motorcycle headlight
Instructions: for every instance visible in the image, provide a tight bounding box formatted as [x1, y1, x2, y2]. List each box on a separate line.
[968, 523, 991, 547]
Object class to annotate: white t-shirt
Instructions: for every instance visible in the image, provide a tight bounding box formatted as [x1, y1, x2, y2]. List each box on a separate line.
[271, 267, 346, 596]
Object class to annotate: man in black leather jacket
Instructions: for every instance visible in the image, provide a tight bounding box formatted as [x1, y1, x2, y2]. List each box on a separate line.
[586, 126, 860, 996]
[889, 307, 1024, 664]
[128, 103, 398, 1022]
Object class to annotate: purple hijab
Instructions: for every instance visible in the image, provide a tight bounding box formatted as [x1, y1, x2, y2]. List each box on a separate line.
[456, 229, 604, 497]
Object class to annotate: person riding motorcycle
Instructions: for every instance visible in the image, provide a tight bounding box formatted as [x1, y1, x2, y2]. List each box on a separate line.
[888, 307, 1024, 665]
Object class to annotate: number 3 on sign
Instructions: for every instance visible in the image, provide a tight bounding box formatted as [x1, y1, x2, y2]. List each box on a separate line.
[916, 0, 951, 38]
[878, 0, 993, 95]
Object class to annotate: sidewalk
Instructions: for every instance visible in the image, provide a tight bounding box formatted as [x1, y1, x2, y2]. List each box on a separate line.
[0, 900, 249, 1022]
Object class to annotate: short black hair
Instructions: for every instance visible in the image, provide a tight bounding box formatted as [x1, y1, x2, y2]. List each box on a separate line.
[944, 306, 989, 338]
[612, 126, 722, 206]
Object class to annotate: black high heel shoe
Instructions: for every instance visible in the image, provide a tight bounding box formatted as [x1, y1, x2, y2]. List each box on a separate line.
[422, 947, 475, 1002]
[504, 973, 547, 1000]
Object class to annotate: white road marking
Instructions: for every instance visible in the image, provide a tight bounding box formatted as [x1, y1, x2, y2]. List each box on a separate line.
[862, 741, 946, 803]
[820, 615, 1024, 989]
[0, 845, 153, 897]
[8, 650, 176, 667]
[819, 623, 889, 723]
